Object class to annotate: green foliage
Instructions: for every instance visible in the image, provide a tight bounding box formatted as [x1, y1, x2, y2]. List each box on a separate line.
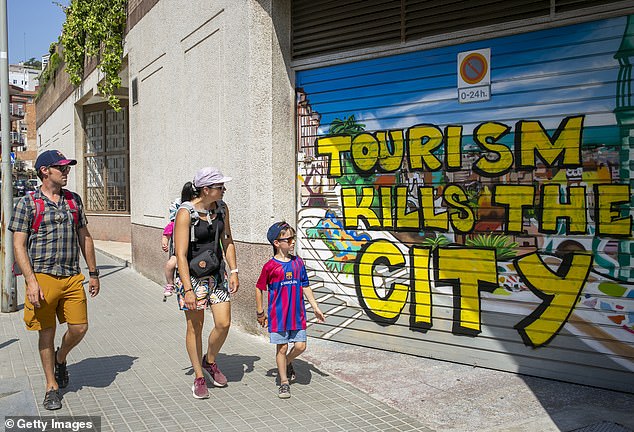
[421, 234, 451, 250]
[328, 115, 366, 137]
[23, 57, 42, 69]
[58, 0, 127, 110]
[465, 233, 519, 260]
[37, 49, 62, 95]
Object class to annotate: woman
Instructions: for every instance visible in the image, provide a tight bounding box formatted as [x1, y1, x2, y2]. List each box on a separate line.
[173, 167, 239, 399]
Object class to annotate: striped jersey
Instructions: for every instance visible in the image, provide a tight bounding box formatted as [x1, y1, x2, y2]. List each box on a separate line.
[256, 255, 309, 333]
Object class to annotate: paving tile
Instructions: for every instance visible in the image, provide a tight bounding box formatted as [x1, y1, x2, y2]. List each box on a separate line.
[0, 251, 430, 432]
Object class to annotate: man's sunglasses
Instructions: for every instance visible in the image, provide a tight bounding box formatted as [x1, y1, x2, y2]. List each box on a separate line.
[49, 165, 71, 174]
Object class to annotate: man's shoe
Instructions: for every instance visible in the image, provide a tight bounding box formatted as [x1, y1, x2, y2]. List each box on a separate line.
[55, 348, 69, 389]
[278, 383, 291, 399]
[192, 377, 209, 399]
[202, 355, 227, 387]
[43, 388, 62, 410]
[287, 362, 296, 382]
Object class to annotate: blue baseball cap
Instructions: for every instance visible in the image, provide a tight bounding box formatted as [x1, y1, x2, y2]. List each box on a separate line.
[35, 150, 77, 171]
[267, 221, 291, 245]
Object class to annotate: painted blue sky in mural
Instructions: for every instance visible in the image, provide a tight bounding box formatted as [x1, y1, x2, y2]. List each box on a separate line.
[297, 17, 627, 137]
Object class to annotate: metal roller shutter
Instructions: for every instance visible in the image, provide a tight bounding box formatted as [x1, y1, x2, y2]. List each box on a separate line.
[293, 0, 629, 60]
[292, 0, 402, 58]
[295, 14, 634, 392]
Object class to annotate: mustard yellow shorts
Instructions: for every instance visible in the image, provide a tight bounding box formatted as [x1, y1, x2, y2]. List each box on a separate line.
[24, 273, 87, 331]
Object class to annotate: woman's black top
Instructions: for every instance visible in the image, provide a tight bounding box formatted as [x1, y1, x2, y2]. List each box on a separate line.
[187, 214, 224, 265]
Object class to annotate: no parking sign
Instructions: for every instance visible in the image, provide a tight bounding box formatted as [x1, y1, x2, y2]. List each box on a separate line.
[457, 48, 491, 103]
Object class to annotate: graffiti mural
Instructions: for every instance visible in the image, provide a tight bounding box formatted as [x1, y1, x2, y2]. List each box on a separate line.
[296, 16, 634, 391]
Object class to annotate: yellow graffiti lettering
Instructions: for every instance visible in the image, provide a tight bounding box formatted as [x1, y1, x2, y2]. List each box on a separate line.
[355, 240, 407, 323]
[517, 116, 583, 168]
[315, 135, 352, 177]
[342, 187, 382, 228]
[351, 133, 379, 173]
[377, 130, 405, 172]
[435, 247, 498, 335]
[318, 116, 586, 178]
[420, 187, 448, 231]
[410, 246, 432, 330]
[541, 185, 587, 233]
[395, 186, 420, 230]
[444, 185, 475, 233]
[493, 185, 536, 233]
[473, 122, 513, 176]
[595, 184, 632, 236]
[444, 125, 463, 170]
[514, 252, 593, 347]
[407, 125, 443, 171]
[379, 186, 394, 229]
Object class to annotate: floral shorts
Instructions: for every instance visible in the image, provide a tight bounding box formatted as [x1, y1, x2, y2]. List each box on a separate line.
[175, 273, 230, 311]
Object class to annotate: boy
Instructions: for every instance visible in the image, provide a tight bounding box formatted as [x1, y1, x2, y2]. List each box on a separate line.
[256, 221, 325, 398]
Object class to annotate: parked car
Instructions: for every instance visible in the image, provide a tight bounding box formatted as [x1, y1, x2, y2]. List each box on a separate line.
[13, 179, 34, 197]
[26, 179, 38, 190]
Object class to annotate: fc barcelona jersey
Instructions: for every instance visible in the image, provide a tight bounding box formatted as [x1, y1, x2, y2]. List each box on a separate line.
[256, 256, 309, 332]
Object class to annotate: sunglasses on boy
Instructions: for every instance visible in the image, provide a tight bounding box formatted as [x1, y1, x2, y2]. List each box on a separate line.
[277, 236, 296, 243]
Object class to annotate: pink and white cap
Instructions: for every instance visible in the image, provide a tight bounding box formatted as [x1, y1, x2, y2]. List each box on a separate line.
[193, 167, 232, 188]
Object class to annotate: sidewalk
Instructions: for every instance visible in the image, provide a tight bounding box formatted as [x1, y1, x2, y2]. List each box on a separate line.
[1, 243, 633, 432]
[1, 250, 427, 432]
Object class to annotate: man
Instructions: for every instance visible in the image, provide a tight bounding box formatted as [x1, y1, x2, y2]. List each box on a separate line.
[9, 150, 100, 410]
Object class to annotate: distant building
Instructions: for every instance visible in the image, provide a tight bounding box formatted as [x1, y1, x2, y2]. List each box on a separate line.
[9, 64, 40, 92]
[41, 54, 50, 71]
[6, 85, 37, 171]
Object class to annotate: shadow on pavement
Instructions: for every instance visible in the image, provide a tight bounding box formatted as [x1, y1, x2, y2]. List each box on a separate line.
[182, 353, 262, 383]
[79, 265, 129, 289]
[216, 352, 261, 382]
[265, 358, 330, 385]
[0, 338, 19, 350]
[64, 355, 138, 391]
[485, 312, 634, 432]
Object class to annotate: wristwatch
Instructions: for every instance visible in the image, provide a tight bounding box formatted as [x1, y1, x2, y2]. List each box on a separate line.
[89, 269, 100, 278]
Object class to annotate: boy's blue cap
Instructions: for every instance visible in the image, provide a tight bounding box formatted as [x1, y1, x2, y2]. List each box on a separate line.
[35, 150, 77, 171]
[267, 221, 290, 245]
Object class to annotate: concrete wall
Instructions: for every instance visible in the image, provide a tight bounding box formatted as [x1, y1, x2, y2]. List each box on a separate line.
[36, 65, 134, 241]
[35, 94, 81, 190]
[126, 0, 293, 330]
[88, 215, 131, 242]
[132, 224, 270, 336]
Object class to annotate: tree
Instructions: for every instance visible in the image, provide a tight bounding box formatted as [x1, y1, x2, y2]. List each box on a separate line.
[23, 57, 42, 69]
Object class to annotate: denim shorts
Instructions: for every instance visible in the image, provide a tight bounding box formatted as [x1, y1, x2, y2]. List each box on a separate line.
[270, 329, 307, 344]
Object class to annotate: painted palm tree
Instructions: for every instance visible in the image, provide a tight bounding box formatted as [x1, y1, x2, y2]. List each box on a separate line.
[327, 115, 379, 208]
[328, 115, 366, 136]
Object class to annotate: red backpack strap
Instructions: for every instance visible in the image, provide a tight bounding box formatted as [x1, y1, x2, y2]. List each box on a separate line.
[29, 191, 45, 234]
[63, 189, 79, 226]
